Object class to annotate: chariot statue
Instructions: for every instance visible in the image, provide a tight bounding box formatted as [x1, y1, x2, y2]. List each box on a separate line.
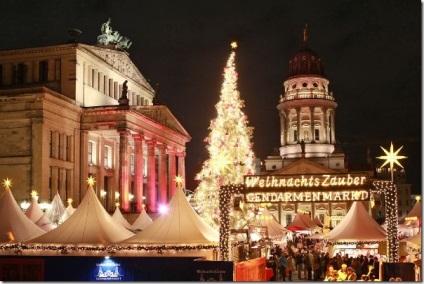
[97, 18, 132, 49]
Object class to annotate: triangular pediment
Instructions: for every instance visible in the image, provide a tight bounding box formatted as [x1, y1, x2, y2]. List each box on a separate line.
[80, 44, 154, 92]
[132, 105, 191, 138]
[271, 158, 339, 175]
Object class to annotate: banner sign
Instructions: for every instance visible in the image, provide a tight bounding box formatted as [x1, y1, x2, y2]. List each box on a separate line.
[243, 173, 370, 203]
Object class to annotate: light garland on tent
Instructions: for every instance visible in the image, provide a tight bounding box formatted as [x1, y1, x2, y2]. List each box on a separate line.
[219, 184, 243, 261]
[0, 243, 218, 254]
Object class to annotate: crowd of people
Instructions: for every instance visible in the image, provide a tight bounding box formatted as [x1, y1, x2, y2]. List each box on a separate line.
[266, 234, 381, 282]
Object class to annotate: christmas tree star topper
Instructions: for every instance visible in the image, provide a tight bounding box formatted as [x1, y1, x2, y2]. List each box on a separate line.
[2, 178, 12, 189]
[377, 142, 407, 169]
[87, 176, 96, 187]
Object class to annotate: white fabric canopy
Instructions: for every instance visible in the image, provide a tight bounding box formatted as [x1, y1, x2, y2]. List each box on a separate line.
[256, 207, 289, 238]
[119, 187, 219, 245]
[286, 213, 320, 231]
[399, 200, 421, 226]
[323, 201, 387, 242]
[25, 197, 53, 231]
[27, 187, 134, 245]
[131, 209, 153, 231]
[66, 204, 76, 215]
[112, 206, 132, 229]
[402, 231, 421, 249]
[44, 192, 70, 225]
[0, 186, 45, 242]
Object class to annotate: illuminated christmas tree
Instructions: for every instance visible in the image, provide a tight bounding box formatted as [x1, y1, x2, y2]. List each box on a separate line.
[194, 42, 256, 230]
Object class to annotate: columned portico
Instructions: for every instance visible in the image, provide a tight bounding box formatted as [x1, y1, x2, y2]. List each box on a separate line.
[118, 130, 130, 211]
[146, 139, 157, 212]
[133, 134, 144, 211]
[168, 148, 177, 197]
[158, 143, 168, 204]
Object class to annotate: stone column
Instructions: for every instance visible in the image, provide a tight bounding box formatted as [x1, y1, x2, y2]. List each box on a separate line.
[322, 107, 328, 143]
[296, 108, 301, 142]
[310, 106, 315, 142]
[285, 110, 290, 144]
[330, 109, 336, 144]
[118, 130, 130, 211]
[79, 131, 88, 193]
[177, 151, 186, 189]
[98, 137, 105, 195]
[133, 134, 144, 212]
[280, 111, 286, 146]
[158, 143, 168, 204]
[168, 148, 177, 197]
[146, 139, 157, 212]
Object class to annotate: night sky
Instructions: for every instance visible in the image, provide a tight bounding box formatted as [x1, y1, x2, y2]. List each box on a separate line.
[1, 0, 421, 193]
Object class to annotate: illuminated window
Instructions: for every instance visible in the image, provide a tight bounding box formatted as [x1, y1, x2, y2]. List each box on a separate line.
[130, 153, 135, 175]
[104, 146, 112, 169]
[88, 141, 94, 165]
[302, 82, 307, 88]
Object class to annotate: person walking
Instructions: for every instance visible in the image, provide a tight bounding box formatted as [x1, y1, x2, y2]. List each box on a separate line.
[296, 252, 304, 279]
[278, 253, 289, 281]
[287, 254, 295, 281]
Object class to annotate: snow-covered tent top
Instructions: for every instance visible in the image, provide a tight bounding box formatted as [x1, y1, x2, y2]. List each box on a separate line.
[44, 192, 70, 226]
[27, 186, 134, 245]
[0, 182, 45, 242]
[399, 200, 421, 226]
[112, 206, 132, 230]
[256, 207, 289, 238]
[323, 201, 387, 242]
[402, 231, 421, 250]
[131, 209, 153, 231]
[66, 198, 76, 215]
[119, 187, 219, 245]
[24, 196, 53, 232]
[286, 213, 320, 232]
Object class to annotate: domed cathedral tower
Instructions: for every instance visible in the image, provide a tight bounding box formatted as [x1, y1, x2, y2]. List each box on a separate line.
[265, 25, 346, 171]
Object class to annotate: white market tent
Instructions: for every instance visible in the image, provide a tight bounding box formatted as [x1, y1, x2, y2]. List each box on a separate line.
[0, 184, 45, 242]
[256, 207, 289, 239]
[119, 187, 219, 246]
[399, 200, 421, 227]
[44, 192, 71, 226]
[130, 209, 153, 231]
[323, 201, 387, 242]
[112, 206, 132, 230]
[286, 213, 320, 232]
[24, 196, 54, 231]
[402, 231, 421, 250]
[26, 186, 134, 245]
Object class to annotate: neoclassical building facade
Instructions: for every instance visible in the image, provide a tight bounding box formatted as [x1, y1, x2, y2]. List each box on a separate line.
[0, 42, 191, 213]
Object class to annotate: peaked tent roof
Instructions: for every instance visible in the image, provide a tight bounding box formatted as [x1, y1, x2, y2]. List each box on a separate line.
[256, 207, 289, 238]
[27, 187, 134, 245]
[286, 213, 320, 231]
[44, 192, 71, 225]
[66, 204, 76, 215]
[112, 206, 132, 229]
[119, 187, 219, 245]
[323, 201, 387, 242]
[0, 186, 45, 242]
[399, 200, 421, 224]
[131, 209, 153, 231]
[24, 197, 54, 231]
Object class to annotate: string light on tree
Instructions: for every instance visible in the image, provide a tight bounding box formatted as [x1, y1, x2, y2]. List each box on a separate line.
[375, 142, 406, 263]
[193, 41, 256, 231]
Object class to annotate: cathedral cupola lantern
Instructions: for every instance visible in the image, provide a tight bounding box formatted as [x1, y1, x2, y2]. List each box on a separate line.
[277, 24, 338, 159]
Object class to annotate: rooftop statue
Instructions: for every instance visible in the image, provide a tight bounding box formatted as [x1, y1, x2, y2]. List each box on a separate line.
[97, 18, 132, 50]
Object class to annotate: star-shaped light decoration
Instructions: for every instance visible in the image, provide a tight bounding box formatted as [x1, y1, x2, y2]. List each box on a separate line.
[67, 198, 73, 205]
[115, 202, 120, 208]
[230, 41, 238, 49]
[377, 142, 407, 170]
[30, 190, 38, 198]
[174, 175, 184, 188]
[87, 176, 96, 187]
[2, 178, 12, 189]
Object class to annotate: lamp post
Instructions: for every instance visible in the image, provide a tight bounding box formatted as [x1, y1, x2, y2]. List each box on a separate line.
[377, 142, 407, 263]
